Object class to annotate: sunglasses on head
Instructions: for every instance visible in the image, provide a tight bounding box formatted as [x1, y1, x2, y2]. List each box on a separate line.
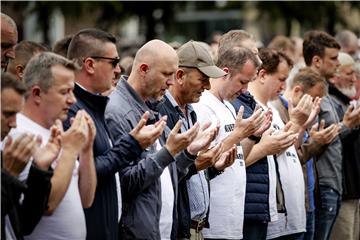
[90, 56, 120, 68]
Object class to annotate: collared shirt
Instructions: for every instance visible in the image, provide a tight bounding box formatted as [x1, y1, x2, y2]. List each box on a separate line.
[165, 91, 210, 221]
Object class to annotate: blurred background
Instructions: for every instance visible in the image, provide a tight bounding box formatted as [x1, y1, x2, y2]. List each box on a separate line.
[2, 1, 360, 53]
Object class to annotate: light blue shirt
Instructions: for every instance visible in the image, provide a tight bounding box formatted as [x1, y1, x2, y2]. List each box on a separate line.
[165, 91, 210, 220]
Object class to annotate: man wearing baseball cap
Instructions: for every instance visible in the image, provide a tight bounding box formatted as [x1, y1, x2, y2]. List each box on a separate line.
[159, 40, 238, 239]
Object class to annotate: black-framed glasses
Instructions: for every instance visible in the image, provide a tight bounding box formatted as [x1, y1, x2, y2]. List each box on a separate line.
[90, 56, 120, 68]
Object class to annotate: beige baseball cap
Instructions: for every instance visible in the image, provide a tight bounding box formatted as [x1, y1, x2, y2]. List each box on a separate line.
[177, 40, 227, 78]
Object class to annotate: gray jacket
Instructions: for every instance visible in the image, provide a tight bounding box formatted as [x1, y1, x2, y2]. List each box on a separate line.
[316, 94, 343, 194]
[105, 77, 195, 240]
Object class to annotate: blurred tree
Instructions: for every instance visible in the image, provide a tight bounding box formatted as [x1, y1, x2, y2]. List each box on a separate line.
[256, 1, 360, 36]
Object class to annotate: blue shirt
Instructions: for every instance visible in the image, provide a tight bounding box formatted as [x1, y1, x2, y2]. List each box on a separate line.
[165, 91, 210, 220]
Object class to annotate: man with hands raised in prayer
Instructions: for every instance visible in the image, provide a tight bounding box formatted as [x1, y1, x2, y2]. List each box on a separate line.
[158, 40, 238, 239]
[7, 52, 97, 240]
[105, 39, 216, 240]
[1, 73, 61, 240]
[192, 46, 265, 240]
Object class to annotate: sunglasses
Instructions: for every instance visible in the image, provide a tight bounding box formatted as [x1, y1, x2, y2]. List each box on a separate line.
[90, 56, 120, 68]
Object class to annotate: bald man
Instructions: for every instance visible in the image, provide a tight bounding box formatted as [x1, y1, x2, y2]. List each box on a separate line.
[1, 13, 18, 72]
[67, 29, 174, 240]
[105, 39, 215, 240]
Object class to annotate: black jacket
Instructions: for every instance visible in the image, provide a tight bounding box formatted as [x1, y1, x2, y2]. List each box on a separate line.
[329, 84, 360, 199]
[64, 84, 143, 240]
[1, 165, 52, 240]
[158, 93, 221, 238]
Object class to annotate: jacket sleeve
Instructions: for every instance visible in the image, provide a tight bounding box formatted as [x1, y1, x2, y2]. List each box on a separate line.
[120, 147, 175, 199]
[94, 134, 144, 179]
[64, 107, 143, 180]
[19, 165, 53, 235]
[296, 138, 327, 165]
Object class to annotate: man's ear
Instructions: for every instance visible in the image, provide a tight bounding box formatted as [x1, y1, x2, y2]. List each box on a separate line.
[139, 63, 149, 76]
[31, 86, 42, 105]
[83, 58, 96, 74]
[258, 69, 267, 84]
[292, 85, 304, 98]
[312, 55, 322, 69]
[175, 69, 185, 85]
[15, 65, 25, 80]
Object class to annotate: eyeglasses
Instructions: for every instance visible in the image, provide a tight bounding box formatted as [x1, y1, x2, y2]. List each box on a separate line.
[90, 56, 120, 68]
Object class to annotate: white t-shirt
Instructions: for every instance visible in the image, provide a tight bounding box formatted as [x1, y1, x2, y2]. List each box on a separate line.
[254, 101, 278, 223]
[12, 113, 86, 240]
[266, 105, 306, 239]
[193, 90, 246, 240]
[156, 140, 174, 240]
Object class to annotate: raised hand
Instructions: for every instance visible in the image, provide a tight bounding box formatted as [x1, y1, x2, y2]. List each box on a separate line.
[253, 108, 273, 137]
[3, 134, 37, 176]
[288, 94, 314, 128]
[258, 123, 298, 156]
[194, 142, 223, 171]
[342, 104, 360, 129]
[214, 144, 237, 171]
[310, 120, 340, 145]
[304, 97, 321, 128]
[32, 125, 62, 170]
[187, 122, 219, 155]
[61, 110, 89, 153]
[81, 111, 97, 152]
[130, 111, 167, 149]
[165, 120, 199, 156]
[234, 106, 265, 140]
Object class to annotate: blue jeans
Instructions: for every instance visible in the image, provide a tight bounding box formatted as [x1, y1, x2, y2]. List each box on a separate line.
[295, 210, 315, 240]
[314, 186, 341, 240]
[305, 210, 315, 240]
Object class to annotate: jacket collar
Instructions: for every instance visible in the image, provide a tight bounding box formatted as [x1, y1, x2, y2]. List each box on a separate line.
[74, 83, 109, 112]
[117, 76, 162, 123]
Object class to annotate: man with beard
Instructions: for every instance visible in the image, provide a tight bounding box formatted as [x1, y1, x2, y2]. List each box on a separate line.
[329, 52, 360, 240]
[303, 30, 360, 240]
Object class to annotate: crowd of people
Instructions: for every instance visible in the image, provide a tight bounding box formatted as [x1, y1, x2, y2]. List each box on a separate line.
[1, 11, 360, 240]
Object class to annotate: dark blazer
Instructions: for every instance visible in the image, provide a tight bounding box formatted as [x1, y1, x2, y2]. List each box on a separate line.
[64, 83, 143, 240]
[329, 85, 360, 200]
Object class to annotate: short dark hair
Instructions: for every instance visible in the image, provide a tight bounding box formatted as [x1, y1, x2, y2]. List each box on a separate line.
[1, 72, 26, 95]
[303, 30, 340, 66]
[53, 35, 73, 57]
[291, 67, 326, 92]
[7, 40, 48, 72]
[67, 28, 117, 61]
[259, 48, 293, 74]
[217, 46, 260, 75]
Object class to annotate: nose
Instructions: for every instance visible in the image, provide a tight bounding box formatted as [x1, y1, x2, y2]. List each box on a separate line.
[68, 91, 77, 105]
[167, 75, 175, 87]
[280, 81, 286, 91]
[4, 47, 16, 60]
[114, 63, 121, 74]
[203, 79, 211, 90]
[9, 116, 17, 129]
